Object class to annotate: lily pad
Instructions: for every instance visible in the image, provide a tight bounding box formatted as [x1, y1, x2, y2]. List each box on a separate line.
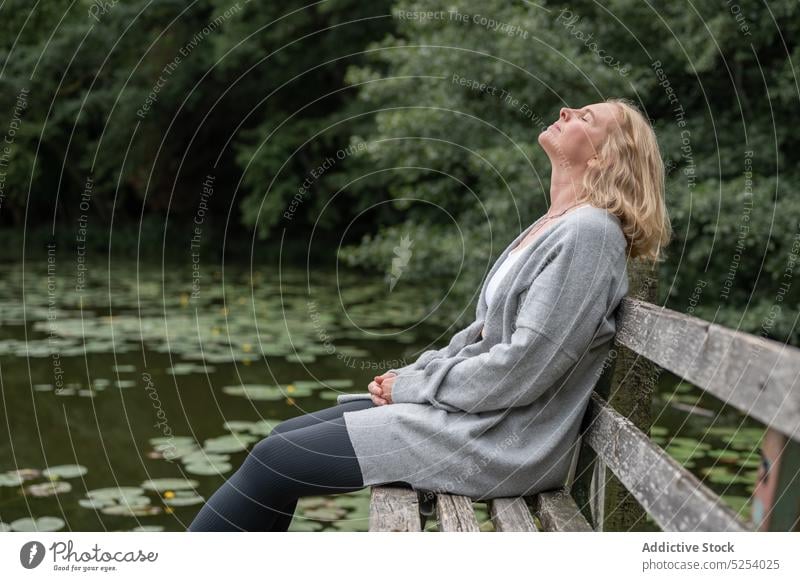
[25, 481, 72, 497]
[150, 436, 196, 447]
[286, 353, 316, 363]
[329, 518, 367, 531]
[166, 363, 216, 375]
[11, 516, 65, 532]
[222, 419, 279, 436]
[101, 504, 162, 517]
[140, 478, 199, 492]
[163, 491, 205, 507]
[0, 473, 24, 487]
[113, 364, 136, 373]
[86, 486, 147, 501]
[203, 434, 256, 453]
[302, 506, 348, 521]
[222, 384, 310, 401]
[131, 525, 164, 532]
[288, 518, 324, 531]
[42, 464, 88, 479]
[184, 458, 233, 475]
[79, 498, 114, 509]
[180, 451, 230, 464]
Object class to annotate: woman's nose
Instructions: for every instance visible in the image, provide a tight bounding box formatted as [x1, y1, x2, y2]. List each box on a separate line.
[560, 107, 572, 121]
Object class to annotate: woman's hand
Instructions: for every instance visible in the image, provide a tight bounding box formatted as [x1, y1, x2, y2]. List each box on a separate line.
[369, 372, 396, 405]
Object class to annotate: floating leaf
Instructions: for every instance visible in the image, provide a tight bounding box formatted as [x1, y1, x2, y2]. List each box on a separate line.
[184, 459, 233, 476]
[79, 498, 113, 509]
[11, 516, 65, 532]
[150, 436, 196, 447]
[86, 486, 146, 501]
[203, 434, 256, 453]
[113, 364, 136, 373]
[285, 353, 316, 363]
[222, 384, 312, 400]
[166, 363, 216, 376]
[288, 519, 324, 531]
[0, 473, 24, 487]
[42, 464, 88, 479]
[101, 504, 162, 517]
[163, 491, 205, 507]
[302, 506, 347, 521]
[223, 419, 279, 436]
[180, 451, 229, 464]
[131, 525, 164, 532]
[26, 481, 72, 497]
[140, 478, 199, 492]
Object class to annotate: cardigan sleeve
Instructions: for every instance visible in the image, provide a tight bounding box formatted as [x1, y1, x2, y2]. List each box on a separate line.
[391, 224, 621, 414]
[385, 318, 484, 376]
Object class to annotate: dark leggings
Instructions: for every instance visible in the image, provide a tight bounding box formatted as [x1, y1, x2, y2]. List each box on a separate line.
[187, 398, 376, 532]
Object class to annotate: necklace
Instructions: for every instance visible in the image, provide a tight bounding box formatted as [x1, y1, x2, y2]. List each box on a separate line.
[511, 201, 591, 252]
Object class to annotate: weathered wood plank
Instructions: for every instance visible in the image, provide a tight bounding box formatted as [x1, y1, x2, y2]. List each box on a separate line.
[532, 489, 593, 531]
[488, 497, 538, 531]
[584, 392, 752, 532]
[436, 494, 480, 532]
[369, 486, 421, 531]
[615, 298, 800, 440]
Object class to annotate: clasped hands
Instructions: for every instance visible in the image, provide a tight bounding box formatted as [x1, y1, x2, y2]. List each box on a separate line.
[368, 371, 397, 406]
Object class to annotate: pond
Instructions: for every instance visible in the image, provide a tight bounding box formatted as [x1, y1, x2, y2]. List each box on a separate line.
[0, 260, 763, 532]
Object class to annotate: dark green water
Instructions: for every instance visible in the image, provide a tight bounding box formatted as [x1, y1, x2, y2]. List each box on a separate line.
[0, 261, 763, 532]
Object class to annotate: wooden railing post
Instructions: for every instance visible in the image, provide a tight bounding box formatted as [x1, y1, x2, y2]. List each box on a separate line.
[571, 257, 660, 530]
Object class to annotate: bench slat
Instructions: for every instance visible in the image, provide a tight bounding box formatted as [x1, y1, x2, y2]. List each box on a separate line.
[488, 497, 538, 531]
[436, 494, 480, 531]
[615, 297, 800, 440]
[532, 489, 593, 531]
[369, 486, 421, 531]
[584, 392, 752, 532]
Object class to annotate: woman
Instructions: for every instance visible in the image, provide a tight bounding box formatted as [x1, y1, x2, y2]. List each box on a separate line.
[187, 97, 672, 532]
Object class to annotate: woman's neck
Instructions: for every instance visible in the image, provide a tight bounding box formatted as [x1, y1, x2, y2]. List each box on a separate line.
[548, 167, 588, 213]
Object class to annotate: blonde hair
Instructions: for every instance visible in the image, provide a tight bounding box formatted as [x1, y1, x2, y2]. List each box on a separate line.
[580, 97, 672, 263]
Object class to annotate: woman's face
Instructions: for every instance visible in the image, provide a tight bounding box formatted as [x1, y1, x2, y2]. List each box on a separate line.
[537, 102, 620, 170]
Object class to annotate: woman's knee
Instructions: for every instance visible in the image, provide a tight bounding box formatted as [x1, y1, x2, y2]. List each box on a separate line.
[269, 419, 297, 438]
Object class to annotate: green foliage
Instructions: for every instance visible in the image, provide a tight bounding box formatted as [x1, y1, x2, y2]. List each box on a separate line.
[335, 0, 800, 341]
[0, 0, 797, 341]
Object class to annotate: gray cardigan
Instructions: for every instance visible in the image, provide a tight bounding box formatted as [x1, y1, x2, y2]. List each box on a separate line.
[337, 206, 629, 500]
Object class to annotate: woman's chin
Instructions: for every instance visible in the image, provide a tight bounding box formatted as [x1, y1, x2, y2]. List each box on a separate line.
[536, 131, 553, 151]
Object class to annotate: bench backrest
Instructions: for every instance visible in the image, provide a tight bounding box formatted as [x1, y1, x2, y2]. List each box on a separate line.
[570, 260, 800, 532]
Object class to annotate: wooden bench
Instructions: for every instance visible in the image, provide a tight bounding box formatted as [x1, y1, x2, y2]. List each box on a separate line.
[367, 261, 800, 532]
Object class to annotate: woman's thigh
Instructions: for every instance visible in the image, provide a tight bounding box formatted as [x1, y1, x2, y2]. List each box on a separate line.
[245, 412, 366, 495]
[270, 398, 375, 438]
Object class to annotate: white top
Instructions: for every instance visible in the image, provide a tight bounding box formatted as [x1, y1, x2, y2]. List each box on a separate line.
[484, 203, 594, 309]
[485, 247, 525, 308]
